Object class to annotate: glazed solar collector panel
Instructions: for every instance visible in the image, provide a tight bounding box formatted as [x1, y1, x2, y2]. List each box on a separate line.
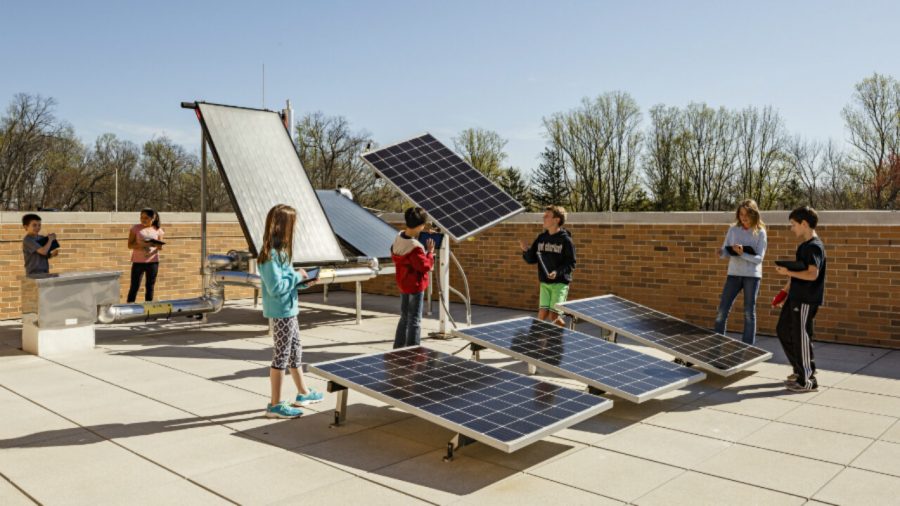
[195, 102, 345, 264]
[360, 134, 524, 241]
[316, 190, 397, 259]
[309, 346, 612, 453]
[453, 317, 706, 403]
[556, 295, 772, 376]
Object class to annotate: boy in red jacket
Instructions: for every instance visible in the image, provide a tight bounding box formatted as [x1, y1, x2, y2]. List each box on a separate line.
[391, 207, 435, 348]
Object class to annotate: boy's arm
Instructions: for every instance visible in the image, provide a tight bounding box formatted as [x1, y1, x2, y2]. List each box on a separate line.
[775, 244, 822, 282]
[522, 237, 538, 264]
[27, 236, 53, 256]
[557, 236, 577, 277]
[409, 247, 434, 273]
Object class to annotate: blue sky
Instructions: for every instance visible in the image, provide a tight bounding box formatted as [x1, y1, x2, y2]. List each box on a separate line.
[3, 0, 898, 172]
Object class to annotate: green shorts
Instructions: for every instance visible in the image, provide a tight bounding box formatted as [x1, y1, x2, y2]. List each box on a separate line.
[539, 282, 569, 312]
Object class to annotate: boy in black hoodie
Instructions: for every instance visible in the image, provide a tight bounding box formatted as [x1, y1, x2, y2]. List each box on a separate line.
[519, 206, 576, 326]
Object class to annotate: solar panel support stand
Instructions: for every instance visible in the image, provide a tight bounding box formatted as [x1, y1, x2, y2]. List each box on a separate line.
[438, 235, 451, 336]
[355, 281, 362, 324]
[327, 381, 349, 427]
[443, 433, 476, 462]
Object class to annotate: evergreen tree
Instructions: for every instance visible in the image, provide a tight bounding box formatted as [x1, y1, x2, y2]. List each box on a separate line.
[530, 147, 570, 208]
[499, 167, 534, 210]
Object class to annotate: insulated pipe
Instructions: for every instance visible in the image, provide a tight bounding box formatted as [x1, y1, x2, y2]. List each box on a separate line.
[207, 254, 238, 269]
[316, 267, 378, 285]
[213, 270, 261, 288]
[97, 286, 224, 324]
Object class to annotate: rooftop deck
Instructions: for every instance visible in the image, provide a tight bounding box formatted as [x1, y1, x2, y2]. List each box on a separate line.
[2, 292, 899, 505]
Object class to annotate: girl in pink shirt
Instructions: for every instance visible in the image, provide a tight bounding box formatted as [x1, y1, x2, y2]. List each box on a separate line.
[126, 208, 165, 302]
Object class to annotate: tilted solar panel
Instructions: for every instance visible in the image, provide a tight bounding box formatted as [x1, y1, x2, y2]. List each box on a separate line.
[361, 134, 524, 241]
[194, 102, 345, 264]
[309, 346, 612, 453]
[453, 317, 706, 403]
[316, 190, 397, 259]
[556, 295, 772, 376]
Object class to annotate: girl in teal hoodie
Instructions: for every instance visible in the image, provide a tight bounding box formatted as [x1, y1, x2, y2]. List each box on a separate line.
[258, 204, 323, 418]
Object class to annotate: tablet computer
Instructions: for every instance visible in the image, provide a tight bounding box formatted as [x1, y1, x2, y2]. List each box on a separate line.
[301, 267, 320, 282]
[417, 231, 444, 250]
[775, 260, 807, 271]
[725, 245, 757, 256]
[36, 236, 61, 252]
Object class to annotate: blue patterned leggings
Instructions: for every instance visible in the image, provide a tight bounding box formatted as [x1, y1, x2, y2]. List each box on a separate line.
[271, 316, 301, 370]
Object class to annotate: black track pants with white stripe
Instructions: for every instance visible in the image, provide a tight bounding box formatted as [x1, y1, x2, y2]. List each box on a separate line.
[776, 299, 819, 388]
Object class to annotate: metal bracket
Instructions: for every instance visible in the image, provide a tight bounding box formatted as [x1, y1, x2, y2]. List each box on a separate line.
[602, 329, 618, 343]
[327, 381, 348, 428]
[443, 433, 476, 462]
[527, 363, 538, 375]
[587, 385, 606, 396]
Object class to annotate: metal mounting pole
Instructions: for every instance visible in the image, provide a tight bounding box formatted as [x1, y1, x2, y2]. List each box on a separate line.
[355, 281, 362, 324]
[200, 131, 209, 324]
[438, 235, 450, 335]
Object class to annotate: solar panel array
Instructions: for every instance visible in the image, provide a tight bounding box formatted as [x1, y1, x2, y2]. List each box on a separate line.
[361, 134, 524, 241]
[309, 346, 612, 453]
[556, 295, 772, 376]
[454, 317, 706, 403]
[195, 102, 345, 264]
[316, 190, 397, 259]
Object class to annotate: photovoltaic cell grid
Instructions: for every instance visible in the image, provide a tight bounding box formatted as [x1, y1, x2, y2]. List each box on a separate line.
[454, 318, 706, 403]
[309, 346, 612, 453]
[556, 295, 773, 376]
[316, 190, 397, 259]
[361, 134, 525, 241]
[195, 102, 345, 264]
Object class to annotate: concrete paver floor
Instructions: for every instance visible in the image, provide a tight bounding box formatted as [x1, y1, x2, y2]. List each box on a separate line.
[1, 291, 899, 505]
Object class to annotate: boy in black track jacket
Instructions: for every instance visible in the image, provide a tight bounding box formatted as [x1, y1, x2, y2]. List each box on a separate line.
[774, 206, 827, 393]
[519, 206, 576, 326]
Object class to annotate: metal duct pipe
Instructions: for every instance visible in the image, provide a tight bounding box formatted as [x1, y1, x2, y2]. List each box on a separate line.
[213, 270, 261, 288]
[97, 286, 224, 324]
[207, 254, 238, 269]
[316, 267, 378, 285]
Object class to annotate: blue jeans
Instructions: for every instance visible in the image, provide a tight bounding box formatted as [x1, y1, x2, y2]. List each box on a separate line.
[394, 291, 424, 349]
[714, 275, 760, 345]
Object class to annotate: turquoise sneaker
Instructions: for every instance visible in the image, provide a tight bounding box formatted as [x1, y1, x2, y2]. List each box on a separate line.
[293, 388, 324, 407]
[266, 401, 303, 419]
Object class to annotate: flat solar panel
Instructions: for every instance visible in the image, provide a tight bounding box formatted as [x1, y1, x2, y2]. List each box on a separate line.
[195, 102, 345, 264]
[360, 134, 525, 241]
[309, 346, 612, 453]
[316, 190, 397, 259]
[453, 317, 706, 403]
[556, 295, 773, 376]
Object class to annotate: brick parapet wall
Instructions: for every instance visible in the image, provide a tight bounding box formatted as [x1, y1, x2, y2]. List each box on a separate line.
[4, 211, 899, 348]
[361, 211, 900, 349]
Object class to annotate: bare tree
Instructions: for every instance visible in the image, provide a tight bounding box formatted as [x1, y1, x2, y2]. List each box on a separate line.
[139, 136, 198, 211]
[296, 112, 400, 210]
[0, 94, 66, 209]
[842, 73, 900, 208]
[605, 92, 643, 211]
[644, 105, 690, 210]
[679, 103, 738, 210]
[452, 127, 508, 183]
[88, 133, 140, 211]
[735, 106, 790, 208]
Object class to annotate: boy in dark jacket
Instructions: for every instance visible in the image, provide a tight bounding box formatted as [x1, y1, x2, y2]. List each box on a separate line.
[519, 205, 576, 326]
[391, 207, 435, 348]
[774, 206, 827, 393]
